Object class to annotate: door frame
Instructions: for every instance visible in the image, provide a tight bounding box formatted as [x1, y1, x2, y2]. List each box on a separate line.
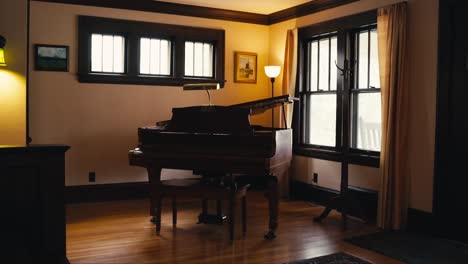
[433, 0, 464, 240]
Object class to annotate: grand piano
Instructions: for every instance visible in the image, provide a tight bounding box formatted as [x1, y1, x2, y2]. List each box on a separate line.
[128, 95, 293, 239]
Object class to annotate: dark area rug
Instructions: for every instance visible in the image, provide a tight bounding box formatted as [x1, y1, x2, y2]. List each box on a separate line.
[345, 231, 468, 264]
[286, 252, 371, 264]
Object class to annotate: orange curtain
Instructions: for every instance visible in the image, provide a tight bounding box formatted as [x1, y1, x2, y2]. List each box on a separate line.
[281, 28, 298, 128]
[377, 2, 409, 230]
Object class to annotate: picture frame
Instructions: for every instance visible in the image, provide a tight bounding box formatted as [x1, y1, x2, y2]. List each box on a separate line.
[35, 44, 69, 72]
[234, 51, 257, 83]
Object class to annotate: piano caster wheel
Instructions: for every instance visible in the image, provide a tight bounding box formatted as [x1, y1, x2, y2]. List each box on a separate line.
[264, 230, 276, 240]
[150, 217, 157, 223]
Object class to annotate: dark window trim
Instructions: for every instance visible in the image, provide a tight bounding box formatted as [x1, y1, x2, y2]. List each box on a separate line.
[294, 145, 379, 168]
[78, 16, 225, 87]
[296, 10, 380, 168]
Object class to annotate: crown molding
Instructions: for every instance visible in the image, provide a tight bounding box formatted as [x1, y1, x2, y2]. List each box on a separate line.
[32, 0, 359, 25]
[32, 0, 269, 25]
[269, 0, 359, 24]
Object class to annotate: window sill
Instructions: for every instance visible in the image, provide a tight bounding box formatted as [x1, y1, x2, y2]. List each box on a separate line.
[78, 73, 224, 87]
[294, 145, 380, 168]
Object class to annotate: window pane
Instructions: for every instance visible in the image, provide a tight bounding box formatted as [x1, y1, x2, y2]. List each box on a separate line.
[185, 41, 214, 77]
[113, 36, 125, 73]
[330, 37, 338, 91]
[318, 38, 330, 91]
[310, 41, 318, 91]
[91, 34, 125, 73]
[203, 43, 213, 77]
[150, 39, 160, 75]
[185, 41, 194, 76]
[354, 92, 382, 151]
[102, 35, 114, 72]
[358, 31, 369, 88]
[139, 38, 171, 75]
[91, 34, 103, 72]
[308, 94, 337, 147]
[160, 40, 170, 75]
[194, 42, 203, 76]
[369, 29, 380, 88]
[139, 38, 150, 74]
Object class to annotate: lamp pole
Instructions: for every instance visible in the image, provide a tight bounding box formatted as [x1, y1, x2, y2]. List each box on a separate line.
[270, 77, 275, 128]
[264, 65, 281, 129]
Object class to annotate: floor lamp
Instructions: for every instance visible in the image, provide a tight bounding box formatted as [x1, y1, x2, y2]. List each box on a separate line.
[264, 66, 281, 128]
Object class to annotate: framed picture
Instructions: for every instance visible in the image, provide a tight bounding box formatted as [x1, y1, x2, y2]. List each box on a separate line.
[35, 44, 69, 72]
[234, 51, 257, 83]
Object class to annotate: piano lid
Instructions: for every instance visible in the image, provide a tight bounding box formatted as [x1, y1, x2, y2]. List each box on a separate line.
[230, 95, 295, 115]
[162, 95, 295, 133]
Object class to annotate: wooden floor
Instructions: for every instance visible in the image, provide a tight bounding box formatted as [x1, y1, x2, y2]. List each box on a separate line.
[66, 192, 402, 264]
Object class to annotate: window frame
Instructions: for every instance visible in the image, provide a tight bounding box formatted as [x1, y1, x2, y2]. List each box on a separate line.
[350, 26, 381, 155]
[78, 16, 225, 87]
[300, 33, 341, 152]
[295, 10, 380, 168]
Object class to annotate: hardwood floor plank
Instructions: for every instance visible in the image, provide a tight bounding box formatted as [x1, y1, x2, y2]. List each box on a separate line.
[67, 192, 402, 264]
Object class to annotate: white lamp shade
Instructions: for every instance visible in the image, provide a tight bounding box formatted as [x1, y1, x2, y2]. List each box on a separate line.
[264, 66, 281, 78]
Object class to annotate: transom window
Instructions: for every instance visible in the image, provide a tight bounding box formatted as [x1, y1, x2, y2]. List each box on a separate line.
[78, 16, 225, 86]
[184, 41, 214, 78]
[91, 34, 125, 73]
[139, 38, 172, 76]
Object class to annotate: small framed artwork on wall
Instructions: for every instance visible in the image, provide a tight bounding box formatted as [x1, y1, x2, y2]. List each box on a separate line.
[234, 51, 257, 83]
[35, 44, 69, 72]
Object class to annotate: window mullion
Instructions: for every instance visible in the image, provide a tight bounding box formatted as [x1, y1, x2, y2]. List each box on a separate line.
[350, 32, 358, 149]
[367, 29, 371, 89]
[127, 33, 139, 77]
[355, 32, 359, 90]
[317, 41, 320, 91]
[100, 37, 104, 72]
[328, 37, 332, 91]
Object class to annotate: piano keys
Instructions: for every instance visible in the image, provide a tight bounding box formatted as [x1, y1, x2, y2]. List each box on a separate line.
[129, 95, 294, 239]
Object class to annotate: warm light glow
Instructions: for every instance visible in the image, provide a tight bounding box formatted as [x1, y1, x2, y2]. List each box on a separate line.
[0, 70, 27, 145]
[0, 48, 6, 67]
[264, 66, 281, 78]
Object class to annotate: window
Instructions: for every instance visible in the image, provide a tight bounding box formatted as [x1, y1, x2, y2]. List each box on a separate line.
[91, 34, 125, 73]
[297, 11, 380, 166]
[139, 38, 172, 76]
[78, 16, 225, 86]
[184, 41, 214, 78]
[303, 35, 338, 147]
[351, 28, 381, 152]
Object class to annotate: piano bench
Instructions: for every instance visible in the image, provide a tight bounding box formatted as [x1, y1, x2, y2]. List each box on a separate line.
[153, 179, 250, 241]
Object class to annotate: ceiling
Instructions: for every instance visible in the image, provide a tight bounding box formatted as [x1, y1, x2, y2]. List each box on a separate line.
[154, 0, 314, 15]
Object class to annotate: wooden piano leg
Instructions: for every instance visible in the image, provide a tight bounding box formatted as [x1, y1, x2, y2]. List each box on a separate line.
[147, 166, 162, 224]
[264, 175, 278, 240]
[155, 195, 162, 235]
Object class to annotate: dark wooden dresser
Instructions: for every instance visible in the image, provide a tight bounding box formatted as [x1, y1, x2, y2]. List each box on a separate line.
[1, 145, 70, 264]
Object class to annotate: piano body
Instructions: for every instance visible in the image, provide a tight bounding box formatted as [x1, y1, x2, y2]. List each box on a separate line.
[128, 95, 293, 239]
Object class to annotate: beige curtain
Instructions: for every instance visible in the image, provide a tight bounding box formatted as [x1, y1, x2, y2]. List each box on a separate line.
[377, 2, 409, 230]
[281, 28, 298, 128]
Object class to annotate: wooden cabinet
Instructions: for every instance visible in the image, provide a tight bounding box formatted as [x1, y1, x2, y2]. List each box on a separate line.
[1, 145, 70, 264]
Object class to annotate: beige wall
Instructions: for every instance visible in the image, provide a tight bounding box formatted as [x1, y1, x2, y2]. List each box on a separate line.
[29, 2, 271, 185]
[269, 0, 438, 212]
[0, 0, 27, 145]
